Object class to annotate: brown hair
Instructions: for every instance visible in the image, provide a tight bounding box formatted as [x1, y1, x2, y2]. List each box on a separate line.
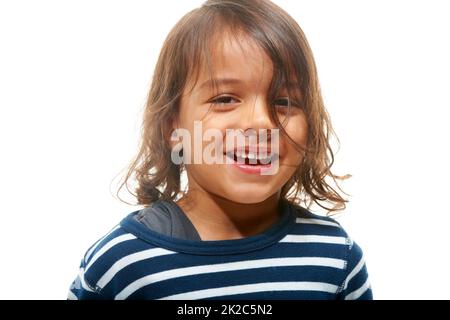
[115, 0, 350, 214]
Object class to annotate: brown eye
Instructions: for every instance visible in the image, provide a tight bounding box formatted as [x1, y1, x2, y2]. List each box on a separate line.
[211, 95, 239, 105]
[275, 97, 301, 110]
[274, 98, 291, 107]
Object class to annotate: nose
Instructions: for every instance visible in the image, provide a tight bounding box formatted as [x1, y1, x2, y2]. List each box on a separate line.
[240, 96, 276, 132]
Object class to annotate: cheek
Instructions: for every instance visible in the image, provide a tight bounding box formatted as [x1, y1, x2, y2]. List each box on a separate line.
[283, 113, 308, 155]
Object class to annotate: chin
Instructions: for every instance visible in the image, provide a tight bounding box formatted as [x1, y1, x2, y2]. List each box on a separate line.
[223, 186, 276, 204]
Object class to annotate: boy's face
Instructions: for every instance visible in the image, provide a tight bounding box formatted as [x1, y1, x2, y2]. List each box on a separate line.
[175, 32, 308, 204]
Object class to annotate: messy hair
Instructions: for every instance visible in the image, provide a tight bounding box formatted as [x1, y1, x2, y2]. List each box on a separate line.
[116, 0, 350, 214]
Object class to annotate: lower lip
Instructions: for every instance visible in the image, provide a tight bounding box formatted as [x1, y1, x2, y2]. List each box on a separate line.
[225, 155, 276, 175]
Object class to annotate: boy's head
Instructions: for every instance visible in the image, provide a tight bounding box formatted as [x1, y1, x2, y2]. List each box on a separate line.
[174, 27, 308, 204]
[119, 0, 348, 213]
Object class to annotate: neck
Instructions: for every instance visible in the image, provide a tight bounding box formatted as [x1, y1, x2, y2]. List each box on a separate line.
[176, 186, 282, 241]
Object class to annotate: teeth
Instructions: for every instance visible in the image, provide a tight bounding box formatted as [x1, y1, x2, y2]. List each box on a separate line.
[230, 150, 274, 163]
[257, 154, 269, 161]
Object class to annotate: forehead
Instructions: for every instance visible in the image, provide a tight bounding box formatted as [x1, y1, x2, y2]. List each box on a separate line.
[212, 32, 272, 73]
[192, 31, 274, 91]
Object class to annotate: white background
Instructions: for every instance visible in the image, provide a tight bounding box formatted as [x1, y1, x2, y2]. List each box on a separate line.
[0, 0, 449, 300]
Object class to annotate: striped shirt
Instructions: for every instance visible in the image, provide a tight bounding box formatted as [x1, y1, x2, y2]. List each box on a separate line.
[68, 201, 372, 300]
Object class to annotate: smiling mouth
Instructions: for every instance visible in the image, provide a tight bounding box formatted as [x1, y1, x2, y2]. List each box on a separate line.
[224, 150, 278, 166]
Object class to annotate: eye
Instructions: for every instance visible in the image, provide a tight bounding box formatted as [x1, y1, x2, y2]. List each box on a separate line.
[274, 97, 291, 108]
[210, 95, 240, 106]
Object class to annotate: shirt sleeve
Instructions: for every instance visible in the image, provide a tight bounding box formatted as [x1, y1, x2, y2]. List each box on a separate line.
[67, 259, 105, 300]
[337, 240, 373, 300]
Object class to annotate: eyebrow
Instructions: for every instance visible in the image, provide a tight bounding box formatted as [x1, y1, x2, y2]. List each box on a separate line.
[198, 78, 243, 91]
[197, 77, 301, 92]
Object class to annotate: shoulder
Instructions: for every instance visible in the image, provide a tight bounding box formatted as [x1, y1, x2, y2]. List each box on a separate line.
[287, 203, 372, 299]
[78, 212, 172, 293]
[286, 203, 368, 269]
[81, 222, 136, 273]
[288, 202, 351, 240]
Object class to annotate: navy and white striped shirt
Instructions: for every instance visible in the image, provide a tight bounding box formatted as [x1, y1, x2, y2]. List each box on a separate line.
[68, 201, 372, 300]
